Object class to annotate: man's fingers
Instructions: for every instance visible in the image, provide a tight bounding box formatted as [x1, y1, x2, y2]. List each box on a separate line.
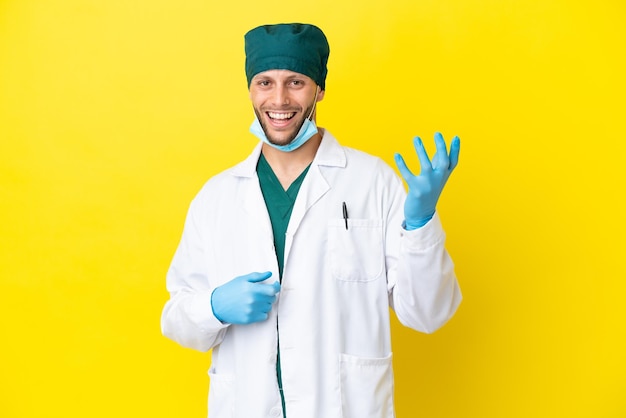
[271, 281, 281, 293]
[394, 153, 414, 181]
[245, 271, 273, 283]
[245, 272, 280, 296]
[449, 136, 460, 171]
[396, 133, 458, 179]
[255, 281, 281, 297]
[413, 136, 432, 174]
[432, 132, 450, 170]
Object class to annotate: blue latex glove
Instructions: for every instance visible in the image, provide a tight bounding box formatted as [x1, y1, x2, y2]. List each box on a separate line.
[211, 271, 280, 325]
[394, 132, 460, 230]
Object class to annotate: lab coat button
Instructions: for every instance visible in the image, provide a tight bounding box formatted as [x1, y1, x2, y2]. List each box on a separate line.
[269, 406, 282, 417]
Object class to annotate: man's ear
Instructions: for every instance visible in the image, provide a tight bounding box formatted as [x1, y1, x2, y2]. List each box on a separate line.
[317, 89, 325, 102]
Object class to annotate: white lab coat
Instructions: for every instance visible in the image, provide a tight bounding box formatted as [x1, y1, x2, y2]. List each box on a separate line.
[161, 129, 461, 418]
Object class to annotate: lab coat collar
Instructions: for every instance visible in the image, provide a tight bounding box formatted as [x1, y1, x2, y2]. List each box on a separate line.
[311, 129, 347, 168]
[230, 128, 347, 178]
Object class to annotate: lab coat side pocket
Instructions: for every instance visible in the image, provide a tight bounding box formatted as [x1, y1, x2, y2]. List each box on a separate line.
[207, 367, 235, 418]
[339, 353, 394, 418]
[328, 219, 384, 282]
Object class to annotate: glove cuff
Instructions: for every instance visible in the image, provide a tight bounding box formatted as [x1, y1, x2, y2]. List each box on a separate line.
[403, 213, 434, 230]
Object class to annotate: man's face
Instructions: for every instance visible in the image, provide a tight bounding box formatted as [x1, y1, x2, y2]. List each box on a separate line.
[249, 70, 325, 146]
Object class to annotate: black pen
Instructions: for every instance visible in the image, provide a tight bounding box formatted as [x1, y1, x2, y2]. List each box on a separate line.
[342, 202, 348, 230]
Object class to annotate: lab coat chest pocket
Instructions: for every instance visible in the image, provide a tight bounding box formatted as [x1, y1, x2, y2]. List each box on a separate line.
[328, 219, 384, 282]
[340, 353, 394, 418]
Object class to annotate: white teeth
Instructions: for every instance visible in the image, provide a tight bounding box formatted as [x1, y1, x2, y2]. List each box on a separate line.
[268, 112, 295, 120]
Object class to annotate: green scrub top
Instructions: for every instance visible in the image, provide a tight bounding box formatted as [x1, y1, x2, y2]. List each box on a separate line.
[257, 153, 311, 279]
[256, 153, 311, 418]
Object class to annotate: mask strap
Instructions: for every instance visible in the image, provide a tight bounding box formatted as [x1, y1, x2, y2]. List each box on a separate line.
[306, 87, 320, 121]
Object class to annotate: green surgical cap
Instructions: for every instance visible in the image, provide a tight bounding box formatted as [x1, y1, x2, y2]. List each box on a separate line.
[245, 23, 330, 90]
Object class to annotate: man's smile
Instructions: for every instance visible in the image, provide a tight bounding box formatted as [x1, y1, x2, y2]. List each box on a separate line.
[267, 111, 296, 120]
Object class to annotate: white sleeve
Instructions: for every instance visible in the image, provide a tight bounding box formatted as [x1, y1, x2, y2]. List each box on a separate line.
[389, 212, 462, 333]
[160, 195, 229, 352]
[383, 169, 462, 333]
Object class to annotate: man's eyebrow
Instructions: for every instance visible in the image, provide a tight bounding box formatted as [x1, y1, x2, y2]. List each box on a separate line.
[252, 73, 307, 82]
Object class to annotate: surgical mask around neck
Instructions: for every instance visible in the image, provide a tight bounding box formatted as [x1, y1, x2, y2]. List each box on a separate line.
[249, 89, 320, 152]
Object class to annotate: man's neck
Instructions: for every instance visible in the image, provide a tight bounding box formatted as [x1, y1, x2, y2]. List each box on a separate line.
[261, 130, 322, 190]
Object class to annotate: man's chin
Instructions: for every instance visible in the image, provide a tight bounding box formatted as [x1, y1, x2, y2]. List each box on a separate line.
[267, 135, 296, 147]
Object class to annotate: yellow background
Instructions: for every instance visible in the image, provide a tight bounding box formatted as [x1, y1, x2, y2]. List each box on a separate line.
[1, 1, 625, 417]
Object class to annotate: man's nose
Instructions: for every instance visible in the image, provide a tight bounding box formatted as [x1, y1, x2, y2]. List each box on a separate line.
[271, 85, 289, 106]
